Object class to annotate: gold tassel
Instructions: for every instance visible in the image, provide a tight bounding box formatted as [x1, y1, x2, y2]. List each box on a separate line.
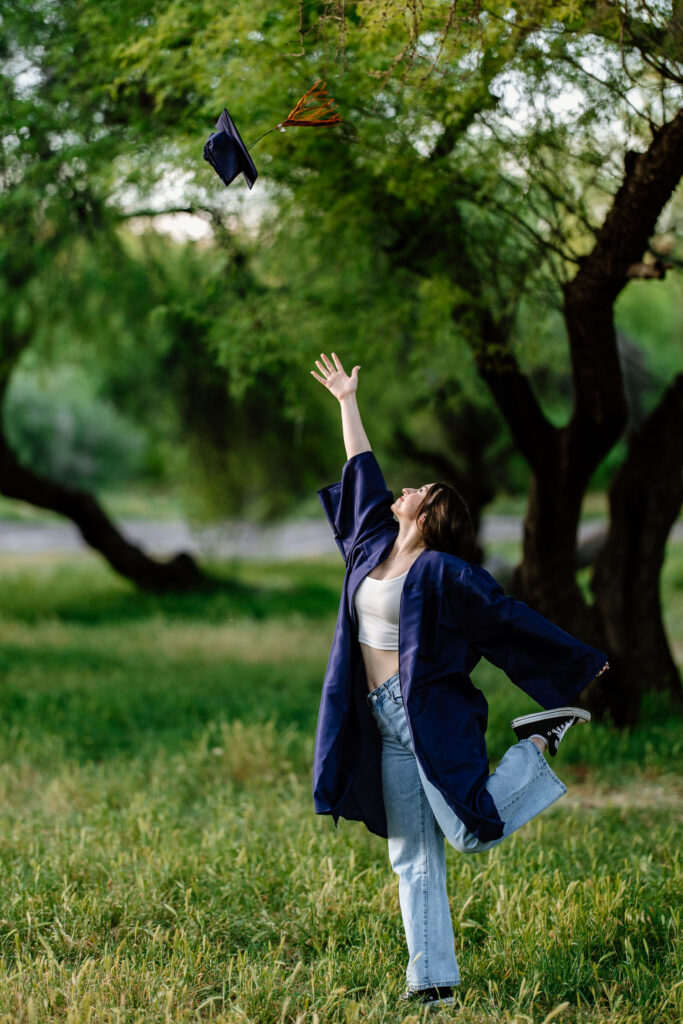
[279, 80, 342, 128]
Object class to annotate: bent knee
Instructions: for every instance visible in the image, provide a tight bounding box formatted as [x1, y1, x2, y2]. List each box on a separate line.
[448, 834, 491, 855]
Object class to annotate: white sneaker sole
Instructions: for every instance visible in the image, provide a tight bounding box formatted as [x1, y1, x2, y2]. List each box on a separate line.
[402, 998, 455, 1006]
[511, 706, 591, 728]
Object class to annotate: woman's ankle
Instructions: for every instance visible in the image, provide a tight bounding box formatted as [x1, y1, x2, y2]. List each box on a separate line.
[530, 734, 548, 755]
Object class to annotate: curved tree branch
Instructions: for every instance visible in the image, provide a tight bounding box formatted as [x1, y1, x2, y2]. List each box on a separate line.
[564, 108, 683, 451]
[0, 432, 207, 593]
[466, 308, 558, 477]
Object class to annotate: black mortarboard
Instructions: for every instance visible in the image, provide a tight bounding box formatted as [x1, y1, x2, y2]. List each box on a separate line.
[203, 82, 341, 191]
[203, 109, 258, 190]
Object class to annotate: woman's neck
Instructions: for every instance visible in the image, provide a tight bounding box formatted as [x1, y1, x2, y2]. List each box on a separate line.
[387, 528, 426, 559]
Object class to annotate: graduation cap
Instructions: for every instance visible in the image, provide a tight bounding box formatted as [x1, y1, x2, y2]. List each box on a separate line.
[203, 80, 341, 191]
[203, 108, 258, 189]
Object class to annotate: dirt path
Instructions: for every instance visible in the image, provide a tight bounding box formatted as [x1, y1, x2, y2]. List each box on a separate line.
[2, 516, 657, 559]
[563, 775, 683, 815]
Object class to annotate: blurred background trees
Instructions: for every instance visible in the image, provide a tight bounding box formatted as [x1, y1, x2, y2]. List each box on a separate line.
[1, 0, 681, 720]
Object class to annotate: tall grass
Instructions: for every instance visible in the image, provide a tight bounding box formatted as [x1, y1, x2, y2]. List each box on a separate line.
[0, 552, 681, 1023]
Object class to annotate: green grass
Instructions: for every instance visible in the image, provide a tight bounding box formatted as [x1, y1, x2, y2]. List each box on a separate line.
[0, 553, 681, 1023]
[0, 485, 186, 523]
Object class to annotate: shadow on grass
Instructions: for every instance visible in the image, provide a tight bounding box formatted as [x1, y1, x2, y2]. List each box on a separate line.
[0, 559, 343, 625]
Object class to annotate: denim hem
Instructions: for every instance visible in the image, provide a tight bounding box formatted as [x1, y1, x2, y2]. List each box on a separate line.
[519, 738, 568, 795]
[407, 979, 460, 990]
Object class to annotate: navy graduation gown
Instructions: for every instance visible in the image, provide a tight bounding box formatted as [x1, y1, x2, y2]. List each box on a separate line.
[313, 452, 608, 842]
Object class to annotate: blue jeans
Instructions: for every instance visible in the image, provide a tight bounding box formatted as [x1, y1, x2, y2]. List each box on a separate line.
[367, 672, 567, 991]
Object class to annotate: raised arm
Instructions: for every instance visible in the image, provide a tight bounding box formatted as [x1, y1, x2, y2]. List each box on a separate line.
[313, 354, 396, 560]
[311, 352, 371, 460]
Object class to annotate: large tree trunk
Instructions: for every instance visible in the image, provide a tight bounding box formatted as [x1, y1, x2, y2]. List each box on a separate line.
[0, 428, 207, 593]
[589, 375, 683, 720]
[516, 441, 603, 644]
[373, 106, 682, 723]
[499, 112, 683, 723]
[390, 395, 508, 559]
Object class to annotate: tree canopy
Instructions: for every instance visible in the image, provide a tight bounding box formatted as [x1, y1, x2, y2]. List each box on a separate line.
[1, 0, 681, 717]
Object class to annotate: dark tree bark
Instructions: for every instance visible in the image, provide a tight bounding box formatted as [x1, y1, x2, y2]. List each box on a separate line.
[589, 375, 683, 719]
[389, 395, 510, 557]
[477, 109, 683, 722]
[0, 427, 207, 593]
[364, 103, 682, 722]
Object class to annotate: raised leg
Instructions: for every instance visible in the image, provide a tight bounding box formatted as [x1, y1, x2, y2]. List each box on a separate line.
[416, 739, 567, 854]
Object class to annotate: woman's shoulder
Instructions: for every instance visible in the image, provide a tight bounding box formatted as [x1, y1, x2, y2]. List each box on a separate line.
[407, 549, 468, 586]
[411, 550, 501, 589]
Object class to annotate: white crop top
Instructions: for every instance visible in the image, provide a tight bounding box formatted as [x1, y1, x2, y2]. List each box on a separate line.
[354, 570, 409, 650]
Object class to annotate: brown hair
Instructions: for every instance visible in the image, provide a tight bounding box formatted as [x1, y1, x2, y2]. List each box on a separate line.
[415, 482, 476, 560]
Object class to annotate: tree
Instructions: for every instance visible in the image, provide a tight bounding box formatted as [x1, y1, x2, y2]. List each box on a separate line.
[89, 229, 338, 522]
[0, 1, 334, 587]
[106, 0, 681, 720]
[0, 2, 212, 590]
[3, 0, 681, 719]
[278, 2, 683, 723]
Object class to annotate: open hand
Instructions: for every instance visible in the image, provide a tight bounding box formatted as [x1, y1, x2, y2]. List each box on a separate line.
[311, 352, 360, 401]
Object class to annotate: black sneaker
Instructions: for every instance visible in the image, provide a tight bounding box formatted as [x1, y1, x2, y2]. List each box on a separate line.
[399, 986, 454, 1007]
[510, 707, 591, 756]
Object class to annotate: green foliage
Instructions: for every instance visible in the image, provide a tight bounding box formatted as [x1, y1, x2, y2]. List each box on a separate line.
[4, 364, 148, 489]
[90, 231, 340, 521]
[0, 2, 339, 522]
[1, 0, 681, 527]
[0, 552, 681, 1022]
[615, 271, 683, 390]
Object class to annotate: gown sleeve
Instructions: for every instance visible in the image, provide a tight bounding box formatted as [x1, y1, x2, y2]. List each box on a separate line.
[447, 563, 609, 708]
[317, 451, 397, 562]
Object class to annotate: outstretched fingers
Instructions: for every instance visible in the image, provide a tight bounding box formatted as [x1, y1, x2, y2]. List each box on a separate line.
[310, 352, 360, 395]
[311, 352, 343, 387]
[321, 352, 336, 374]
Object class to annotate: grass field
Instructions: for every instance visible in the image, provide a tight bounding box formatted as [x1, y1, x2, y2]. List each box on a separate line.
[0, 546, 681, 1024]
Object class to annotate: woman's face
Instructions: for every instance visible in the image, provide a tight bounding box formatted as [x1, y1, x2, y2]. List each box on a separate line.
[391, 484, 435, 522]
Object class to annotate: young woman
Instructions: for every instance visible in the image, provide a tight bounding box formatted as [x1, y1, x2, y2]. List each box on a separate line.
[311, 353, 609, 1008]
